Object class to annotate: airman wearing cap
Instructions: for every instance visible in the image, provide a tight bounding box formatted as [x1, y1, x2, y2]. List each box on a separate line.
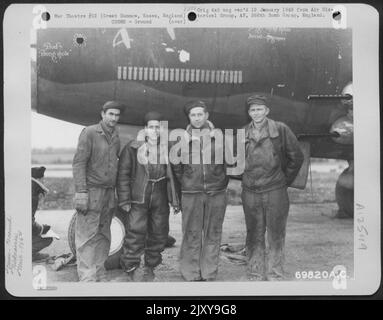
[117, 111, 180, 282]
[241, 94, 304, 281]
[172, 100, 229, 281]
[72, 100, 124, 282]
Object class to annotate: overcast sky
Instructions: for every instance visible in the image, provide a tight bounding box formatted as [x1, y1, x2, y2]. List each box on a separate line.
[31, 112, 84, 149]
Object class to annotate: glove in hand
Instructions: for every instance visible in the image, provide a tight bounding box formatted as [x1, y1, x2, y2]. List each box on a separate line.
[74, 192, 89, 215]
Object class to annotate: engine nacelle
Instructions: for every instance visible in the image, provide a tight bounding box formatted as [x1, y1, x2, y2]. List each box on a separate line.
[330, 82, 353, 145]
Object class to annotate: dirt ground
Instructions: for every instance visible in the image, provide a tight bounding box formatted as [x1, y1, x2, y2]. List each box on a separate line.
[34, 202, 353, 283]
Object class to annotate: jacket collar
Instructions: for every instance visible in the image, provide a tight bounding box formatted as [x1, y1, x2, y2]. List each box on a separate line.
[131, 139, 169, 167]
[130, 139, 168, 149]
[245, 118, 279, 139]
[130, 140, 145, 149]
[96, 121, 119, 139]
[95, 122, 103, 133]
[267, 119, 279, 138]
[185, 120, 215, 134]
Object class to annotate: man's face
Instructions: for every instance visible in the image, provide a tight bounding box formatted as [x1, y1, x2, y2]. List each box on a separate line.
[248, 104, 269, 123]
[101, 108, 121, 128]
[146, 120, 161, 141]
[188, 107, 209, 129]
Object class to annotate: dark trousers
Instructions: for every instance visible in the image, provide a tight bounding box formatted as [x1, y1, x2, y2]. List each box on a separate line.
[241, 187, 289, 279]
[180, 192, 227, 281]
[120, 180, 170, 270]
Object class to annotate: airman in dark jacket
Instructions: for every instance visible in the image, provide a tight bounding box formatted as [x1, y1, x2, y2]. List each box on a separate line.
[172, 101, 229, 281]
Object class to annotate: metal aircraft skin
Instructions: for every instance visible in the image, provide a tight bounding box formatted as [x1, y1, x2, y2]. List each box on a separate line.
[32, 28, 353, 161]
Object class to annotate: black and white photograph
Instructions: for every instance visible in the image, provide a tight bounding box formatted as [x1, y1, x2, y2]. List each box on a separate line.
[4, 3, 380, 297]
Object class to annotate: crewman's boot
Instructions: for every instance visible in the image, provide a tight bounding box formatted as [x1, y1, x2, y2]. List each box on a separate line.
[32, 252, 49, 262]
[142, 266, 155, 282]
[165, 235, 176, 248]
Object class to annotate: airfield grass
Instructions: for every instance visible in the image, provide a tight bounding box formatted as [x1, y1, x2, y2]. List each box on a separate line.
[32, 153, 74, 165]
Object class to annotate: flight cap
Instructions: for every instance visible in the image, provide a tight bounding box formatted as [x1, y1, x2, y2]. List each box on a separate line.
[144, 111, 163, 125]
[101, 101, 125, 113]
[184, 100, 208, 116]
[246, 95, 269, 111]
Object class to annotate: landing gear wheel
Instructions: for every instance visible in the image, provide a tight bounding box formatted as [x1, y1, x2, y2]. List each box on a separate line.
[335, 162, 354, 218]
